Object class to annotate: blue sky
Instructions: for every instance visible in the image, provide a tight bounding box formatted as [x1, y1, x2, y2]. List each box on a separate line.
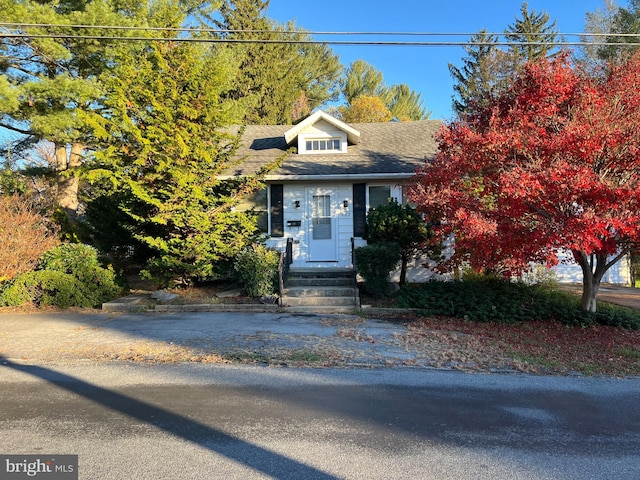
[266, 0, 606, 120]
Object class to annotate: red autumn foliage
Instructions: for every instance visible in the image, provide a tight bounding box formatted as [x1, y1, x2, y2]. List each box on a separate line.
[0, 195, 60, 282]
[410, 53, 640, 312]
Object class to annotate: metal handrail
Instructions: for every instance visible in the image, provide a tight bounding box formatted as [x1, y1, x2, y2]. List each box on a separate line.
[278, 238, 294, 306]
[351, 237, 359, 309]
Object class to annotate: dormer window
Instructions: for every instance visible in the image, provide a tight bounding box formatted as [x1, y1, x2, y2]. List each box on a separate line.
[284, 110, 360, 154]
[298, 131, 347, 154]
[305, 138, 341, 152]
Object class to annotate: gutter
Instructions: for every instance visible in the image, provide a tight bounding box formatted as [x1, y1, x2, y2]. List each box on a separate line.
[218, 173, 415, 181]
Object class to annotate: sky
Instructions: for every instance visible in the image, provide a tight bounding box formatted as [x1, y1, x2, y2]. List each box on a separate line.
[266, 0, 606, 121]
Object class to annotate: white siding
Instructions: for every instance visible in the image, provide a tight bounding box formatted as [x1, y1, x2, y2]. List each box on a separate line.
[335, 184, 354, 266]
[265, 182, 355, 268]
[297, 119, 348, 154]
[551, 251, 631, 286]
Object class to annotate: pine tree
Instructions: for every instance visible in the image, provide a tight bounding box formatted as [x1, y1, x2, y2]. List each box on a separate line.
[0, 0, 146, 222]
[449, 31, 513, 117]
[89, 34, 284, 285]
[339, 60, 429, 121]
[341, 60, 387, 104]
[385, 84, 430, 121]
[505, 2, 559, 63]
[450, 4, 559, 119]
[600, 0, 640, 63]
[214, 0, 342, 124]
[578, 0, 619, 71]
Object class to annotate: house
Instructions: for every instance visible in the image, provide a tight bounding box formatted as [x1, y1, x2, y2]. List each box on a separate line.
[227, 110, 632, 289]
[227, 110, 442, 275]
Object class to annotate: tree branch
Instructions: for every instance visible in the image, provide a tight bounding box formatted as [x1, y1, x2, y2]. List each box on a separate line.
[605, 248, 630, 272]
[0, 122, 34, 136]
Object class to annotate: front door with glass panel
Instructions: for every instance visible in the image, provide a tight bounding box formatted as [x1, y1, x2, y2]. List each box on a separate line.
[307, 188, 338, 262]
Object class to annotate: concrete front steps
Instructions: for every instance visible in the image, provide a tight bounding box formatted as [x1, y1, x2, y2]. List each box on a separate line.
[281, 268, 359, 313]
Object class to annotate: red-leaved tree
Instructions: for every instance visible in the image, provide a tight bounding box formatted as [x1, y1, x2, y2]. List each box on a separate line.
[410, 53, 640, 312]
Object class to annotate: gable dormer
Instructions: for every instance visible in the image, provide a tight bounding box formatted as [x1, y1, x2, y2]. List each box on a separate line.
[284, 110, 360, 155]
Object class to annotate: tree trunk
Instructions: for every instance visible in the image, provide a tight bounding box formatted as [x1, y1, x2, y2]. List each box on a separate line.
[399, 254, 409, 286]
[580, 268, 600, 313]
[55, 142, 84, 222]
[574, 251, 609, 313]
[630, 250, 638, 288]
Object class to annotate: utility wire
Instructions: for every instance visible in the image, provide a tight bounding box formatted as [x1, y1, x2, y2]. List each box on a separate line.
[1, 22, 640, 38]
[1, 22, 639, 46]
[1, 33, 640, 47]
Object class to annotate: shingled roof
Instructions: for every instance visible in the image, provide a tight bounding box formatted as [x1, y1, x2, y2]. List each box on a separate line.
[225, 119, 442, 179]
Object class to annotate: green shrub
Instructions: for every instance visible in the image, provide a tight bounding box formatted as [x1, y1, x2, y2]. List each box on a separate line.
[365, 199, 439, 285]
[355, 242, 401, 297]
[395, 278, 640, 329]
[0, 270, 87, 308]
[233, 244, 280, 297]
[0, 244, 121, 308]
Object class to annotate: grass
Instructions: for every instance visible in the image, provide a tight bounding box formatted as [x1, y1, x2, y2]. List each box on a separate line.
[400, 316, 640, 376]
[613, 347, 640, 359]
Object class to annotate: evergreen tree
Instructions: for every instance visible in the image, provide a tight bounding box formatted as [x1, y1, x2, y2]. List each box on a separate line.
[385, 84, 430, 121]
[505, 2, 559, 63]
[341, 60, 387, 104]
[0, 0, 147, 222]
[450, 4, 559, 119]
[89, 33, 284, 285]
[214, 0, 342, 124]
[578, 0, 619, 70]
[449, 31, 513, 117]
[600, 0, 640, 63]
[339, 60, 429, 121]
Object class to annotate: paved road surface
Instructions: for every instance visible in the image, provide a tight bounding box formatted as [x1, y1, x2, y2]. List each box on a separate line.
[1, 361, 639, 480]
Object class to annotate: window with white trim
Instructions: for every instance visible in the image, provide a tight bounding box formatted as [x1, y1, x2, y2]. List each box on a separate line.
[299, 131, 347, 154]
[367, 184, 403, 209]
[305, 138, 341, 152]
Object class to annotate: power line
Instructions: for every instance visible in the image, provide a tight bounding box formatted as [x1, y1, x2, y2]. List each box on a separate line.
[2, 33, 640, 47]
[2, 22, 640, 38]
[1, 22, 639, 47]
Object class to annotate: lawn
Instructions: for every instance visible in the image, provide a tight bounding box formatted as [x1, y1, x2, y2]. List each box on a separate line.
[394, 315, 640, 377]
[361, 278, 640, 376]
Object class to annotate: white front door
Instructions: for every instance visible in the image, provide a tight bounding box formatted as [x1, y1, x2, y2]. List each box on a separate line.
[307, 187, 338, 262]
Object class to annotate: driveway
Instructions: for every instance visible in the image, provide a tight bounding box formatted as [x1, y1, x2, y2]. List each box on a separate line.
[556, 284, 640, 309]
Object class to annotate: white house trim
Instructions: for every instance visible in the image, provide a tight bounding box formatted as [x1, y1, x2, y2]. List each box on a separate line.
[262, 173, 415, 181]
[284, 110, 361, 146]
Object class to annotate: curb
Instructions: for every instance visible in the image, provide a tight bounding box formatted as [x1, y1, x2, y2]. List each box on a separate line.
[102, 295, 280, 313]
[102, 294, 424, 316]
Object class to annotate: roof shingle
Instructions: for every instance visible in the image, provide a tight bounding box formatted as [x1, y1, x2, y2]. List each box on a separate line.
[227, 119, 442, 178]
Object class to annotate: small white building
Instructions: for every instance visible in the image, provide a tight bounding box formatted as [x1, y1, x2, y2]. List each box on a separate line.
[228, 110, 441, 272]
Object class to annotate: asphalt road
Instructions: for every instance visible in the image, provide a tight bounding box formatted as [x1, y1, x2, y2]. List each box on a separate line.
[1, 361, 639, 480]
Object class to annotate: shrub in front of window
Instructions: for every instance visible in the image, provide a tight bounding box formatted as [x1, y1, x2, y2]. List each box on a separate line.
[355, 242, 401, 297]
[365, 199, 438, 285]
